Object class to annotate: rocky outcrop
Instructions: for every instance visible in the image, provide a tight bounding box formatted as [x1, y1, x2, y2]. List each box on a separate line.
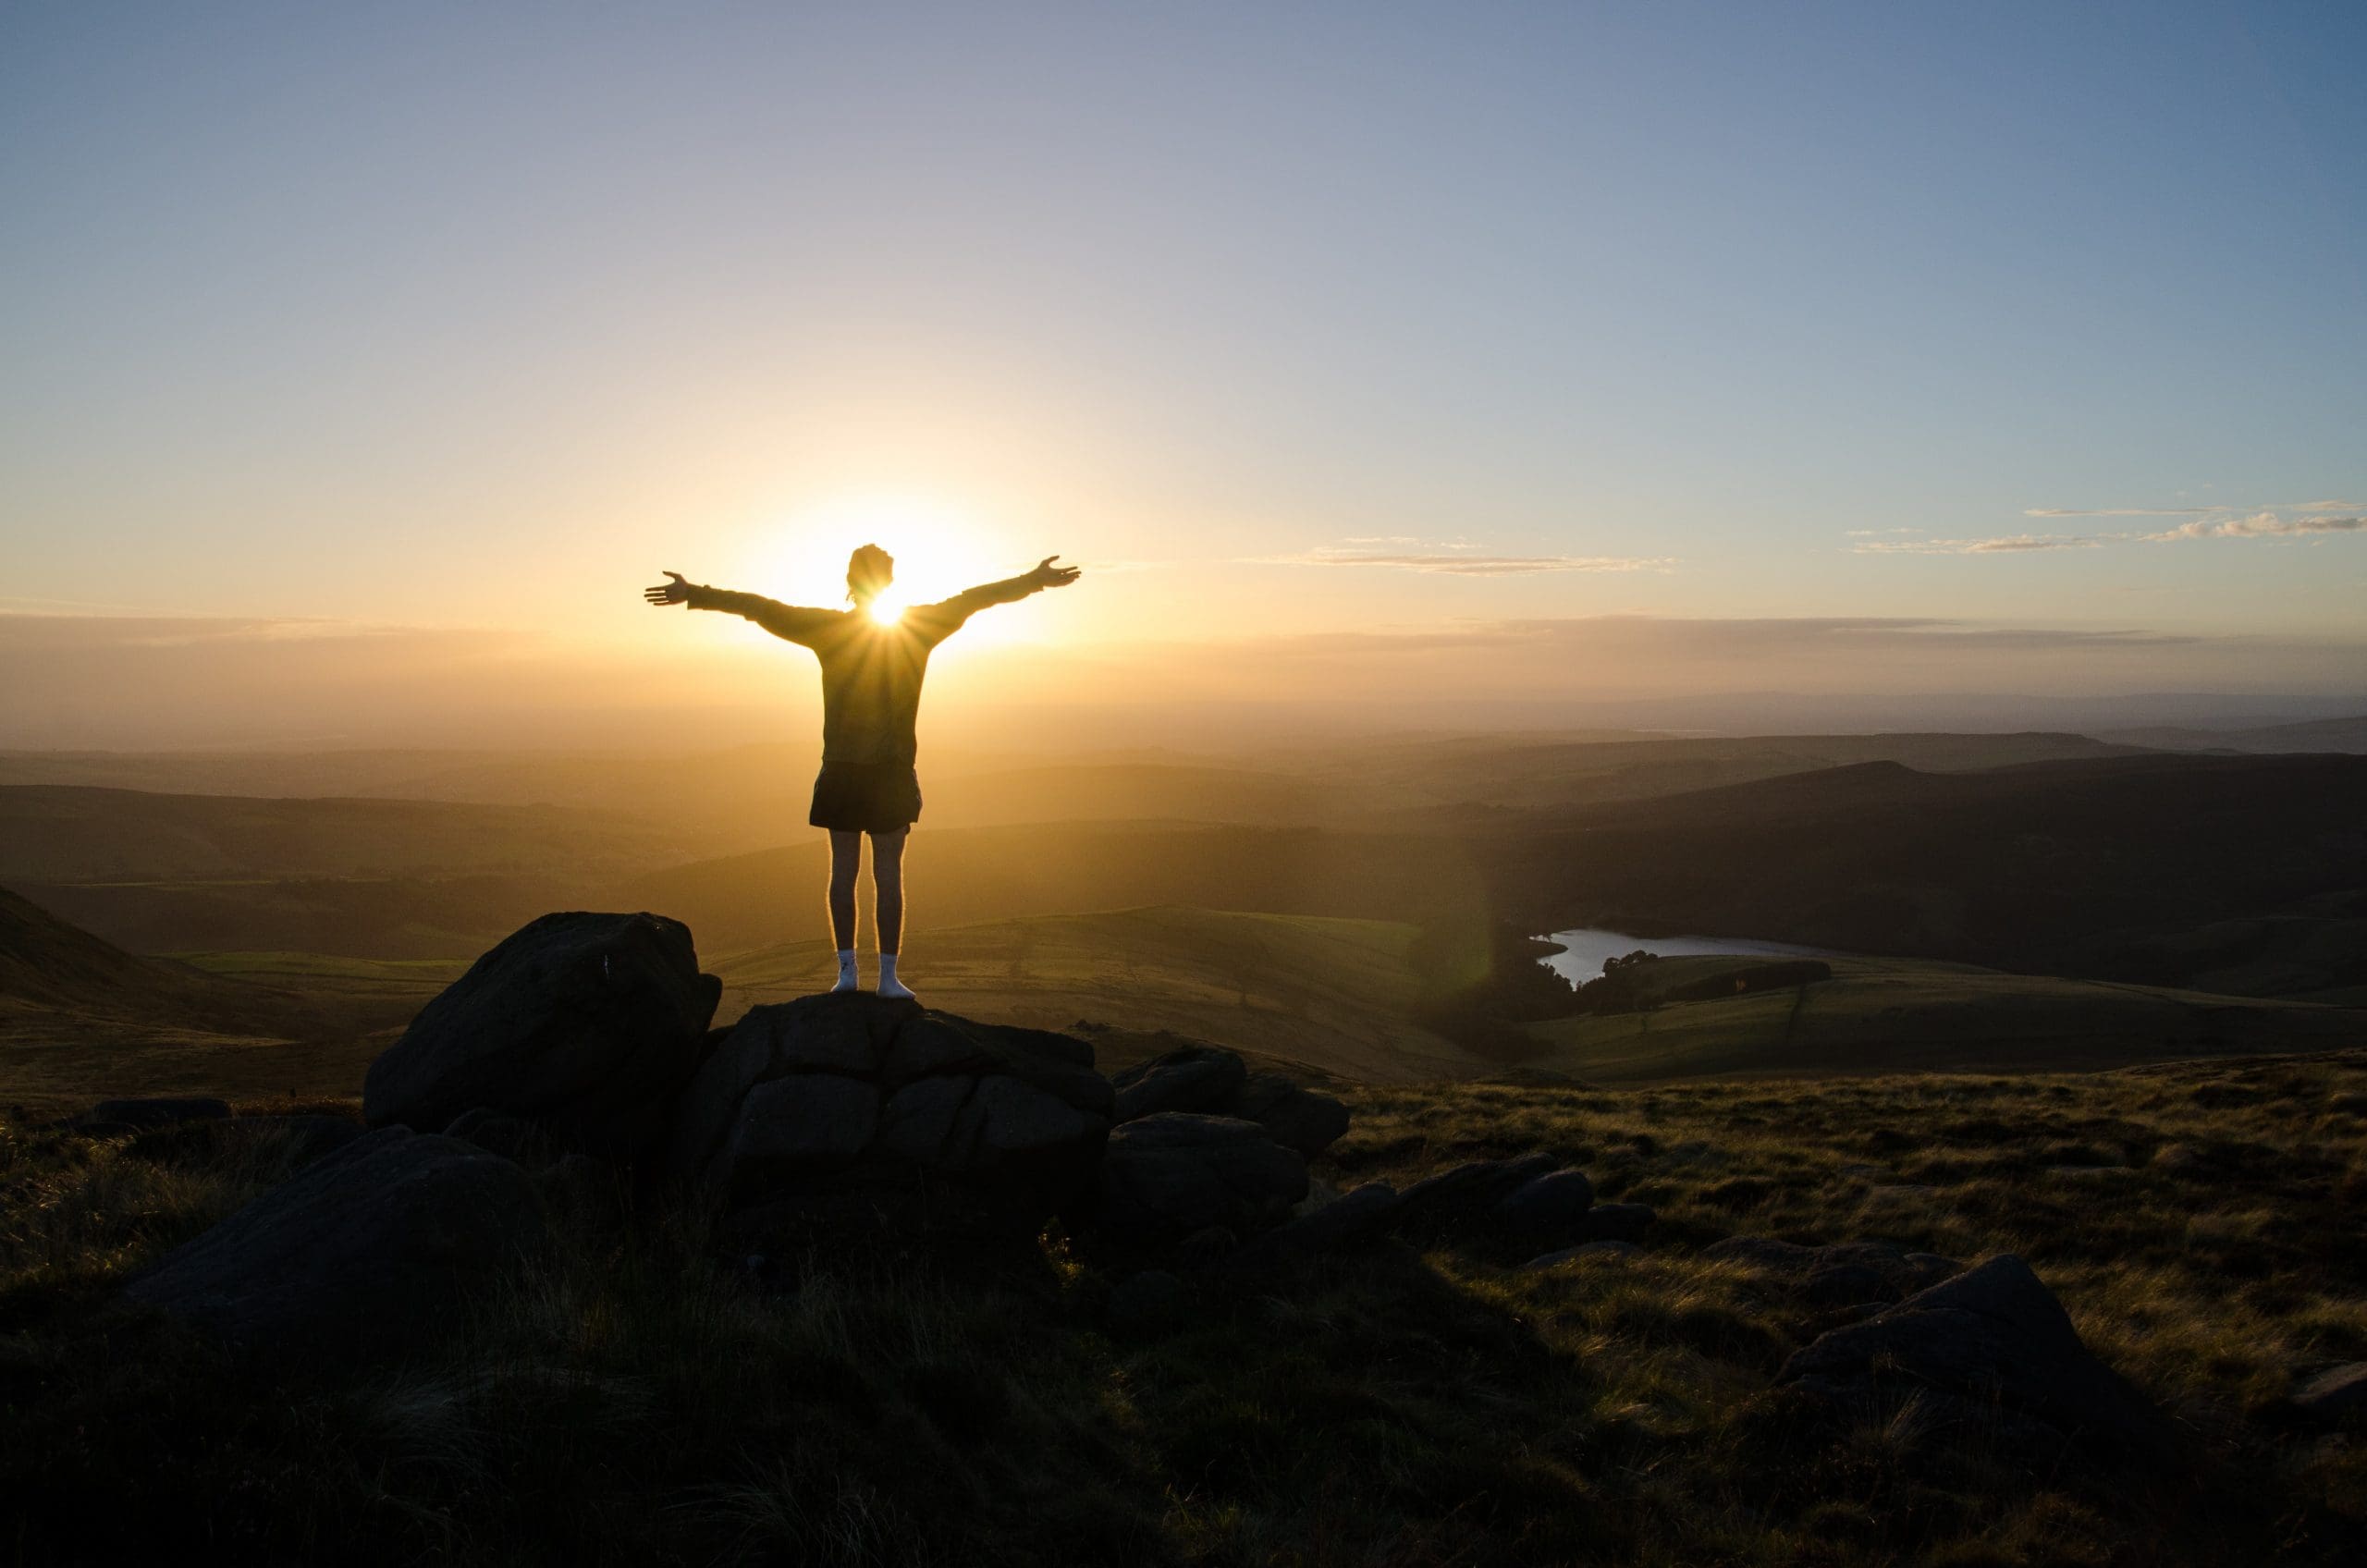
[1227, 1181, 1399, 1269]
[2290, 1363, 2367, 1424]
[1776, 1254, 2170, 1464]
[363, 912, 722, 1158]
[1098, 1113, 1308, 1247]
[1110, 1044, 1350, 1156]
[671, 993, 1114, 1234]
[122, 1127, 545, 1357]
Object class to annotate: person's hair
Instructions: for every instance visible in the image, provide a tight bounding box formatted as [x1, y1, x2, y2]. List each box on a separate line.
[846, 543, 894, 603]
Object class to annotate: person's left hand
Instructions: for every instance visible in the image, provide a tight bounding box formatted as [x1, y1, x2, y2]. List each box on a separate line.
[1030, 556, 1082, 590]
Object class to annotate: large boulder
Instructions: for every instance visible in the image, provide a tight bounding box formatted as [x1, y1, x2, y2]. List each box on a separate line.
[671, 993, 1114, 1233]
[1111, 1045, 1245, 1121]
[1109, 1042, 1351, 1157]
[1777, 1254, 2171, 1464]
[1229, 1072, 1352, 1157]
[363, 912, 722, 1158]
[122, 1127, 545, 1358]
[1099, 1113, 1308, 1247]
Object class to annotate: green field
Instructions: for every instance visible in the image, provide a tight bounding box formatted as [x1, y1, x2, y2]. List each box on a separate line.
[1526, 954, 2366, 1083]
[9, 910, 2365, 1114]
[715, 906, 1480, 1083]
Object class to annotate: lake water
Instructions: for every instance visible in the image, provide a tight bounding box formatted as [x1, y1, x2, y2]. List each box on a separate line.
[1540, 928, 1840, 986]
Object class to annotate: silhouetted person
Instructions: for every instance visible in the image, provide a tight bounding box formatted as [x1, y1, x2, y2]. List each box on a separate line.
[644, 545, 1081, 999]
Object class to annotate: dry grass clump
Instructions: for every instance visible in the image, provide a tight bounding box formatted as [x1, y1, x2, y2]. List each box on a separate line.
[2, 1049, 2362, 1563]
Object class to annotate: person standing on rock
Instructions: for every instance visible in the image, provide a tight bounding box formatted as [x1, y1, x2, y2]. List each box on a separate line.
[644, 545, 1082, 1000]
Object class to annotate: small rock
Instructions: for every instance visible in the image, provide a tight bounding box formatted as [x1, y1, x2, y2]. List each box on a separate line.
[1778, 1254, 2171, 1464]
[2292, 1363, 2367, 1422]
[1226, 1072, 1351, 1156]
[1110, 1045, 1246, 1121]
[1495, 1169, 1595, 1240]
[1392, 1152, 1560, 1231]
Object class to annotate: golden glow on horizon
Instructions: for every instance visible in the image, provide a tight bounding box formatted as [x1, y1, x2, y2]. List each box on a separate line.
[739, 492, 1030, 647]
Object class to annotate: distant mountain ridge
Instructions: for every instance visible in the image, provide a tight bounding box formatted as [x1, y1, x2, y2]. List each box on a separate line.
[2097, 714, 2367, 754]
[1490, 751, 2367, 991]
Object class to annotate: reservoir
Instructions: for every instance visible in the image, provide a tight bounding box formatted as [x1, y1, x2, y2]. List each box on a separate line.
[1540, 928, 1839, 986]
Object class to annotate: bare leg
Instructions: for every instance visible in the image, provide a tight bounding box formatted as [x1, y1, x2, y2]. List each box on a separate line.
[871, 827, 914, 999]
[827, 830, 861, 991]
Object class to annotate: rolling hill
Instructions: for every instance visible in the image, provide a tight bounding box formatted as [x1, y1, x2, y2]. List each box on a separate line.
[712, 906, 1481, 1083]
[2098, 713, 2367, 754]
[1520, 952, 2365, 1083]
[0, 785, 708, 883]
[1487, 752, 2367, 989]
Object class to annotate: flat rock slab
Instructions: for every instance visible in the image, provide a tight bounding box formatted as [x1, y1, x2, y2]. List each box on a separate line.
[1110, 1043, 1350, 1156]
[672, 993, 1113, 1231]
[1778, 1254, 2170, 1465]
[365, 911, 722, 1158]
[123, 1127, 546, 1359]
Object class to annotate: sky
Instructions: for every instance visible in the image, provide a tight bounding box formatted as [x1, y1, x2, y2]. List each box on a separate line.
[3, 2, 2363, 748]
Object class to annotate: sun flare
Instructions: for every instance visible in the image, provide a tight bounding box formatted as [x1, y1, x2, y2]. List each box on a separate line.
[738, 493, 1033, 647]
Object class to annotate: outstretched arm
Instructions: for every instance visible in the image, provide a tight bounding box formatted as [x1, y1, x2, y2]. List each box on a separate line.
[910, 556, 1081, 642]
[643, 570, 836, 645]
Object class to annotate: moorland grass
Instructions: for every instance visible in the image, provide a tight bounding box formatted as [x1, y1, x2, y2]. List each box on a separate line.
[2, 1054, 2363, 1565]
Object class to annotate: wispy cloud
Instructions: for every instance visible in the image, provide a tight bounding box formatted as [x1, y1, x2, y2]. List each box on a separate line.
[2023, 507, 2216, 518]
[1854, 509, 2367, 556]
[2142, 512, 2366, 542]
[1855, 533, 2105, 556]
[1259, 540, 1674, 575]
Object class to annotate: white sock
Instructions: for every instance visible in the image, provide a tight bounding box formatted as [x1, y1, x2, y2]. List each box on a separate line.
[877, 953, 915, 1000]
[831, 949, 858, 993]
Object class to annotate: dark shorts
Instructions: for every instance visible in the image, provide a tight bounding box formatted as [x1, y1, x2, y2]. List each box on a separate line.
[809, 761, 922, 833]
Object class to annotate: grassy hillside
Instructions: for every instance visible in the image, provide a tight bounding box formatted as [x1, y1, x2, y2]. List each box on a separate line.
[628, 823, 1493, 956]
[6, 1050, 2362, 1563]
[1488, 752, 2367, 988]
[0, 785, 708, 883]
[1275, 729, 2150, 819]
[1521, 954, 2366, 1083]
[0, 886, 374, 1110]
[2100, 714, 2367, 754]
[15, 873, 577, 959]
[715, 907, 1481, 1083]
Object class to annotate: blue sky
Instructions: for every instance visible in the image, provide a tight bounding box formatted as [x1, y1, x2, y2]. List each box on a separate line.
[2, 2, 2361, 741]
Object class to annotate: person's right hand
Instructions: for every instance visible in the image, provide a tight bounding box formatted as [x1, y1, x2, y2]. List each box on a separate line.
[1029, 556, 1082, 590]
[644, 570, 693, 606]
